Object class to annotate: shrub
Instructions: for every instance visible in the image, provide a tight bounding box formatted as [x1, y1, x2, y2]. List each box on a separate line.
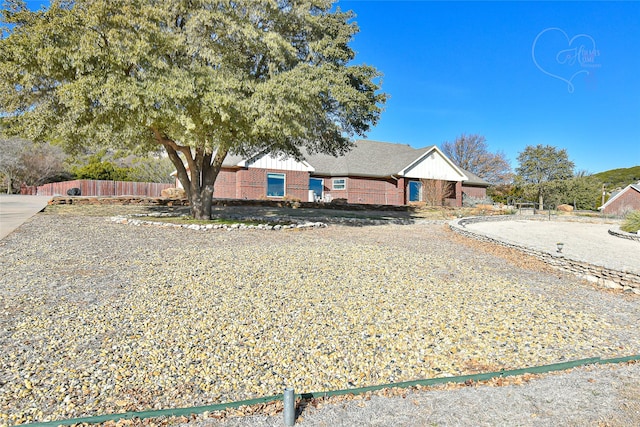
[620, 210, 640, 233]
[72, 160, 130, 181]
[462, 193, 494, 208]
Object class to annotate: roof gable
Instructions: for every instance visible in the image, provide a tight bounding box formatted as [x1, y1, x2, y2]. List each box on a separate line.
[599, 183, 640, 210]
[398, 146, 468, 181]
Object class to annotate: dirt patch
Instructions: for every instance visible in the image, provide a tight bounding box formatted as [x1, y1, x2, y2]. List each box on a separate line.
[445, 224, 557, 274]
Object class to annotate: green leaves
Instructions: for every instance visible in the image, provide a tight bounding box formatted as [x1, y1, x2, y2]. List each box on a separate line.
[516, 144, 574, 185]
[514, 145, 601, 209]
[1, 0, 386, 216]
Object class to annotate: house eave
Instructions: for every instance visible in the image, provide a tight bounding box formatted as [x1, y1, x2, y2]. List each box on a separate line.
[312, 172, 398, 179]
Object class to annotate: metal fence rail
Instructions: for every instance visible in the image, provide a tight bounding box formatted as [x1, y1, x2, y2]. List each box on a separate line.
[20, 355, 640, 427]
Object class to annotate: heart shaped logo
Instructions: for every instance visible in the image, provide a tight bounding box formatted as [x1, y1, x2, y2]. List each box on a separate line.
[532, 27, 600, 93]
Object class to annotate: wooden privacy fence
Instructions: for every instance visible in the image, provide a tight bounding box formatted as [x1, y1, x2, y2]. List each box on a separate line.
[37, 180, 173, 197]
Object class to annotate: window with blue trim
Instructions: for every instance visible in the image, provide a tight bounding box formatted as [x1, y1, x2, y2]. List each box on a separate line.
[267, 173, 285, 197]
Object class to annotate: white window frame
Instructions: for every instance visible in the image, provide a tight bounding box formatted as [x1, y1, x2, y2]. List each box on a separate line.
[266, 173, 286, 197]
[332, 178, 347, 190]
[408, 180, 422, 202]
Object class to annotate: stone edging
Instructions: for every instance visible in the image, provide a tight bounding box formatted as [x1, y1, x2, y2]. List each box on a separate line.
[608, 226, 640, 242]
[449, 216, 640, 294]
[109, 215, 328, 231]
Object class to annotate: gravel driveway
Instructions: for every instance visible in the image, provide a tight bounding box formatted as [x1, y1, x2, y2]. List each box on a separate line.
[464, 218, 639, 275]
[0, 210, 638, 426]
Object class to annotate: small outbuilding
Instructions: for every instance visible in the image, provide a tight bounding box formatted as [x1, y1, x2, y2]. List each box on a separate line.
[599, 182, 640, 216]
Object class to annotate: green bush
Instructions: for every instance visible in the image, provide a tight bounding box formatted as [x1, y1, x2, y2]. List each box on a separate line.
[72, 160, 130, 181]
[621, 210, 640, 233]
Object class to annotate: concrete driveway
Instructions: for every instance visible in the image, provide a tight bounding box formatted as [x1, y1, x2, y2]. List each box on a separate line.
[0, 195, 51, 240]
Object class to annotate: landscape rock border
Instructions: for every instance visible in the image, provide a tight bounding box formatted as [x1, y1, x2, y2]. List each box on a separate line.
[109, 214, 328, 231]
[449, 215, 640, 294]
[48, 195, 415, 212]
[608, 225, 640, 242]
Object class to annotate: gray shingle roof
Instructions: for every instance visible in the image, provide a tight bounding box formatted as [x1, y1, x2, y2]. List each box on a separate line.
[303, 140, 434, 177]
[459, 168, 491, 186]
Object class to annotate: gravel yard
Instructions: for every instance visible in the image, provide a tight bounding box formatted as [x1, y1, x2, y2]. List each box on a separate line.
[1, 210, 639, 425]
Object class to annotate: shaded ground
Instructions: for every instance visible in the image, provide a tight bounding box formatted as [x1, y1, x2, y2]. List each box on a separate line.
[41, 201, 455, 223]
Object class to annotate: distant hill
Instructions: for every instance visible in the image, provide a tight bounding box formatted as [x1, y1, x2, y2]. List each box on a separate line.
[593, 166, 640, 190]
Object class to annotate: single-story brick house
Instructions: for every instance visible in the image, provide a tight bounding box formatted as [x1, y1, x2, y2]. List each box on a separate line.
[174, 140, 490, 206]
[599, 182, 640, 215]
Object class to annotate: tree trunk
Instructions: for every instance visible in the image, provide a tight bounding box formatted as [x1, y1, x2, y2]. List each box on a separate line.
[538, 190, 544, 211]
[151, 128, 227, 219]
[189, 189, 213, 220]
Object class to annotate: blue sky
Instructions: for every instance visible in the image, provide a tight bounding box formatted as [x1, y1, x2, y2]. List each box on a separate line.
[22, 1, 640, 174]
[337, 0, 640, 173]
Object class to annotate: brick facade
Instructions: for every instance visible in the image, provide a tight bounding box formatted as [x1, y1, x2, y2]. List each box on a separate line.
[212, 169, 237, 199]
[461, 184, 487, 200]
[319, 176, 404, 205]
[212, 168, 311, 201]
[601, 186, 640, 216]
[453, 181, 463, 207]
[208, 169, 470, 206]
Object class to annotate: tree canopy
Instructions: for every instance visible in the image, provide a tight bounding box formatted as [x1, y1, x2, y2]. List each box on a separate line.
[440, 134, 512, 185]
[1, 0, 386, 218]
[515, 144, 575, 210]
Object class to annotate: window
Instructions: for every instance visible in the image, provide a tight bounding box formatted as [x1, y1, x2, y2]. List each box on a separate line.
[333, 178, 346, 190]
[267, 173, 285, 197]
[408, 181, 422, 202]
[309, 178, 324, 198]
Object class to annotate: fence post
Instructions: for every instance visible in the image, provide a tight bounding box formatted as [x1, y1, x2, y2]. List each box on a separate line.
[283, 387, 295, 426]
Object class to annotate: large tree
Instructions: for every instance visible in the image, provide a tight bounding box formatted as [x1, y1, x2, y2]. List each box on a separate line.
[441, 134, 512, 185]
[1, 0, 386, 218]
[515, 144, 575, 210]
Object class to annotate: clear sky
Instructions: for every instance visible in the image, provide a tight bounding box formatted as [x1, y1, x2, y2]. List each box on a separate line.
[337, 0, 640, 174]
[21, 1, 640, 174]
